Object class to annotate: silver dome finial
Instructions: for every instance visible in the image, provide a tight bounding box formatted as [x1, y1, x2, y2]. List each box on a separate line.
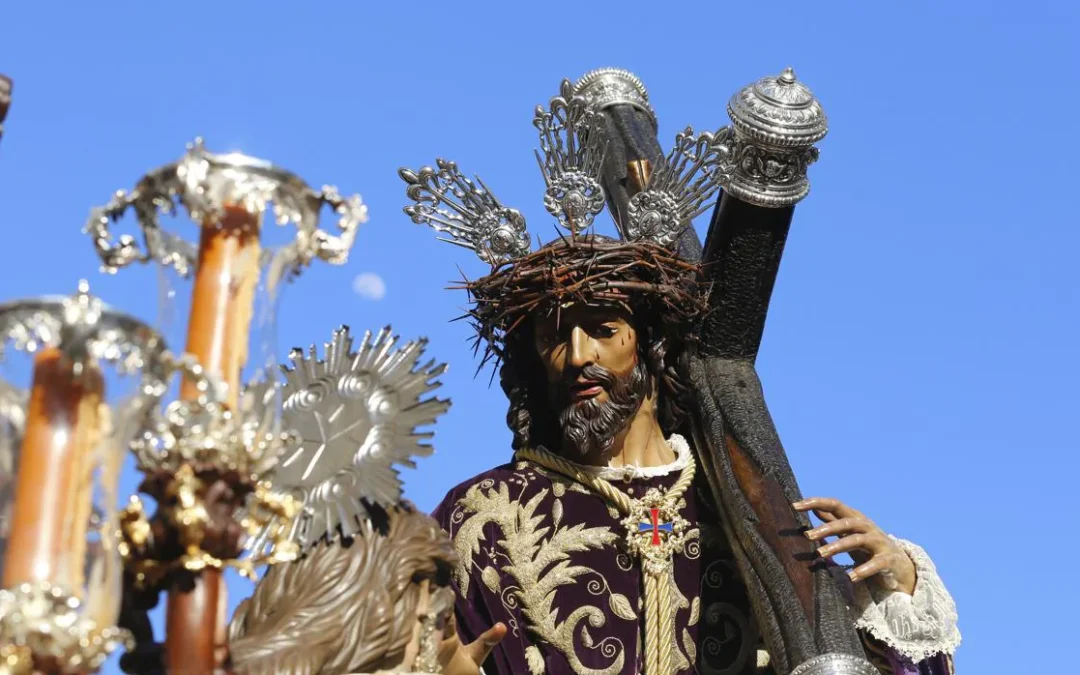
[573, 67, 657, 129]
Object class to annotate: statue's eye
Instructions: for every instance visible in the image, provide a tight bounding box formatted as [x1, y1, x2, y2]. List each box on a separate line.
[592, 324, 618, 338]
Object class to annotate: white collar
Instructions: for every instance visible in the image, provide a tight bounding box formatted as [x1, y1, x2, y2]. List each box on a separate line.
[541, 434, 692, 481]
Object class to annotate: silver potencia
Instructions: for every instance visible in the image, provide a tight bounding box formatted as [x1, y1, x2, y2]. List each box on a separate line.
[789, 653, 881, 675]
[724, 67, 829, 208]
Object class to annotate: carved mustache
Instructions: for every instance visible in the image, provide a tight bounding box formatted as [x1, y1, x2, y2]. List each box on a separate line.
[559, 364, 622, 398]
[556, 360, 649, 459]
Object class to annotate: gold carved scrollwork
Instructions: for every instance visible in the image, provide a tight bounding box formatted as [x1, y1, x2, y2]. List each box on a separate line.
[119, 465, 300, 588]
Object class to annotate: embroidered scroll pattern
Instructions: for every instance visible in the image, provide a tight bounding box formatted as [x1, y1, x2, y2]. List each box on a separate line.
[698, 557, 756, 674]
[449, 479, 628, 675]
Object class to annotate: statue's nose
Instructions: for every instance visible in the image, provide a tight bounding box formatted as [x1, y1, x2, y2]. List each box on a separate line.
[566, 326, 593, 370]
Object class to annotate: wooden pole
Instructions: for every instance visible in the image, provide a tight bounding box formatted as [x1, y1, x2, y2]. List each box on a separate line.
[164, 203, 261, 674]
[2, 348, 104, 594]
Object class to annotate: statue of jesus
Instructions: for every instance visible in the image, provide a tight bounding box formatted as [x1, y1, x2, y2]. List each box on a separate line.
[402, 70, 960, 675]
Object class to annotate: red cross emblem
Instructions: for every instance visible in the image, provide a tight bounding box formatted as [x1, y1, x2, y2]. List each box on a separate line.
[639, 507, 675, 546]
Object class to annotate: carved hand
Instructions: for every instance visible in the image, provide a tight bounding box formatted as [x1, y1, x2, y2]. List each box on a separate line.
[794, 496, 918, 595]
[439, 617, 506, 675]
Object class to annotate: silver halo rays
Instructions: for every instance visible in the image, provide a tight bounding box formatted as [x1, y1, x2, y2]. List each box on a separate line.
[244, 325, 450, 552]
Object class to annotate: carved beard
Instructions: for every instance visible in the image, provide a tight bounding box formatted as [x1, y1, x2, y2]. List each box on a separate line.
[555, 360, 649, 460]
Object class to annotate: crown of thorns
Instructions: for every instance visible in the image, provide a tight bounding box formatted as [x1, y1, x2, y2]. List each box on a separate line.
[458, 235, 707, 366]
[399, 73, 726, 363]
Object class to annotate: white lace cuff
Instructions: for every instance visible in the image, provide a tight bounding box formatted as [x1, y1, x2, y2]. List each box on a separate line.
[851, 536, 961, 663]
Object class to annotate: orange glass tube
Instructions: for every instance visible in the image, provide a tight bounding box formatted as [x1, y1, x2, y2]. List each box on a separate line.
[1, 348, 104, 592]
[165, 203, 262, 674]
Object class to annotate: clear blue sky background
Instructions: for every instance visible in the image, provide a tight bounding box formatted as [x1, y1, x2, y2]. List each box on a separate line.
[2, 2, 1077, 673]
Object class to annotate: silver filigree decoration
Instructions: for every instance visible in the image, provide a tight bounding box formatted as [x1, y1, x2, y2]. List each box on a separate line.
[789, 653, 880, 675]
[573, 67, 656, 129]
[128, 359, 286, 481]
[724, 67, 829, 207]
[534, 79, 607, 233]
[400, 159, 531, 265]
[243, 325, 449, 551]
[0, 280, 171, 392]
[625, 126, 734, 246]
[0, 581, 134, 671]
[84, 138, 367, 278]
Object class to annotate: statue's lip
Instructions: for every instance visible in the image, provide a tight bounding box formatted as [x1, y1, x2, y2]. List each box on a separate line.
[568, 380, 604, 399]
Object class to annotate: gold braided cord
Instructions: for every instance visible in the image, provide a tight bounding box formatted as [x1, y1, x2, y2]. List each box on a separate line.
[657, 573, 674, 675]
[514, 445, 695, 516]
[514, 443, 695, 675]
[644, 571, 661, 675]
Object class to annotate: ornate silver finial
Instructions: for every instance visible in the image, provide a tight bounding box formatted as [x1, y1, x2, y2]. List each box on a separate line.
[625, 126, 734, 245]
[723, 67, 829, 207]
[242, 326, 450, 551]
[84, 138, 368, 278]
[0, 281, 169, 386]
[573, 68, 657, 129]
[534, 79, 607, 234]
[789, 653, 880, 675]
[400, 160, 531, 265]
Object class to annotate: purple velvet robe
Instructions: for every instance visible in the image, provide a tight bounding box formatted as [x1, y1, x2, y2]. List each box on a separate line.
[432, 459, 953, 675]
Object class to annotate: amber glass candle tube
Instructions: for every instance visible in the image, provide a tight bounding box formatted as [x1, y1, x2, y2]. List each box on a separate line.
[1, 348, 104, 592]
[165, 203, 262, 674]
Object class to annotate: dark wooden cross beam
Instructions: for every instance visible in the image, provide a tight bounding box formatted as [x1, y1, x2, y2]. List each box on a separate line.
[583, 72, 865, 673]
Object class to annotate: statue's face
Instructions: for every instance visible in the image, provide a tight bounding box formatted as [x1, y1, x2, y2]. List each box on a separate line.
[534, 303, 639, 402]
[532, 302, 650, 458]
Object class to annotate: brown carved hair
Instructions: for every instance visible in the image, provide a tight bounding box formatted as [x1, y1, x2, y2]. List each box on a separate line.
[227, 505, 456, 675]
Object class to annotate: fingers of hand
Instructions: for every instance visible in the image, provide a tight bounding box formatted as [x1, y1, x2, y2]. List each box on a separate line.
[816, 532, 876, 559]
[805, 516, 872, 541]
[848, 555, 891, 584]
[793, 496, 840, 512]
[437, 635, 462, 668]
[793, 497, 865, 528]
[811, 508, 839, 523]
[793, 496, 852, 516]
[464, 622, 507, 665]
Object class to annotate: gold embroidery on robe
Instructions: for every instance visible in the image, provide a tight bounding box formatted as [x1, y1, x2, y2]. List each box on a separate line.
[449, 479, 628, 675]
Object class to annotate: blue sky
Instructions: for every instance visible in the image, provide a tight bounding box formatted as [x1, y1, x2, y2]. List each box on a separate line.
[2, 2, 1076, 673]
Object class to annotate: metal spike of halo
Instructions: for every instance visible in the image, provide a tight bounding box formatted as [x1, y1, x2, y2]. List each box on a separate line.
[242, 325, 450, 552]
[624, 125, 735, 246]
[533, 78, 607, 234]
[399, 159, 531, 265]
[400, 80, 613, 265]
